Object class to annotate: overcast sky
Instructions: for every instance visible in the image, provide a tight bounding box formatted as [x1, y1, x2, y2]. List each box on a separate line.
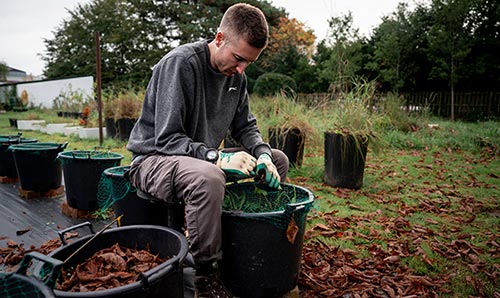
[0, 0, 406, 76]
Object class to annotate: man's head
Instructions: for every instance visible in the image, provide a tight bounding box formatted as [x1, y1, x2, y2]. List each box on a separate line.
[219, 3, 268, 49]
[209, 3, 269, 76]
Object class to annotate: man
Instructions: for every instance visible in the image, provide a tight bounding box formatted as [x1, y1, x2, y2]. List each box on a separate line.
[126, 3, 289, 297]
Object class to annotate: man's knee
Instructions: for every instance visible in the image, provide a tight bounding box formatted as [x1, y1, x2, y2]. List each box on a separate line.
[185, 162, 226, 202]
[271, 149, 289, 181]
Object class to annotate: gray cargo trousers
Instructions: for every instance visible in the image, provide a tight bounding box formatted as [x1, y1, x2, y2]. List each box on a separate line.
[127, 148, 289, 266]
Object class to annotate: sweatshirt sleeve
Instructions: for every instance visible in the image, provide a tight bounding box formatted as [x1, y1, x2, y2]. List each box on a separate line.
[131, 54, 210, 160]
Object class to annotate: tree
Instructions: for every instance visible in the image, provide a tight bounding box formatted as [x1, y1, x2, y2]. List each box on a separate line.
[316, 12, 368, 94]
[253, 16, 316, 93]
[427, 0, 473, 120]
[460, 0, 500, 90]
[42, 0, 284, 88]
[368, 5, 408, 92]
[43, 0, 175, 87]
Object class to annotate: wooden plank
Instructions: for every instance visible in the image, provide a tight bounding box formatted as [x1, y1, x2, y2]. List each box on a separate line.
[19, 185, 65, 199]
[61, 201, 94, 219]
[0, 176, 18, 183]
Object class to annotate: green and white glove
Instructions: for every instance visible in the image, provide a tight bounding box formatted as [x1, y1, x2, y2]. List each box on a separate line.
[255, 153, 280, 189]
[217, 151, 257, 179]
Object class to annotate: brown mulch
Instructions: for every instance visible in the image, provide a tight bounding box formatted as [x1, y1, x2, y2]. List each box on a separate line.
[296, 192, 500, 298]
[56, 243, 169, 292]
[0, 233, 77, 270]
[1, 235, 170, 293]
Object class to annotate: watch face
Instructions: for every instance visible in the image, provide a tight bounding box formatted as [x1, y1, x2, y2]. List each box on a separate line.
[207, 150, 218, 161]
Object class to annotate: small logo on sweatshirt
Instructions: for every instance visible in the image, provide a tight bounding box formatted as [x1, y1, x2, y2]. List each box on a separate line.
[228, 87, 237, 92]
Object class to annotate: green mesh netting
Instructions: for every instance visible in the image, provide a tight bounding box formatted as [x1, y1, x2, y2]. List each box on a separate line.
[97, 166, 136, 211]
[0, 253, 61, 298]
[58, 150, 123, 166]
[0, 274, 55, 298]
[223, 182, 314, 231]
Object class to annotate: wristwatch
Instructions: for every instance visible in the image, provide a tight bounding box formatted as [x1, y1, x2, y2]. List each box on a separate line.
[205, 149, 219, 164]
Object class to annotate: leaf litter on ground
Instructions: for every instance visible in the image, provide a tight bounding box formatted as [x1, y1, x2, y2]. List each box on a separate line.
[293, 146, 500, 297]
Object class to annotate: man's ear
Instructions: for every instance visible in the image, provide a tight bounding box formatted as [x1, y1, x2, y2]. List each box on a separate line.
[215, 31, 224, 47]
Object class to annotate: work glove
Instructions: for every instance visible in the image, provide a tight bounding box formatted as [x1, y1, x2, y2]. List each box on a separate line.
[217, 151, 257, 179]
[255, 153, 280, 189]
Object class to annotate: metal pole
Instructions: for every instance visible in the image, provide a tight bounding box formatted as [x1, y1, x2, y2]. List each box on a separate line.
[95, 31, 103, 145]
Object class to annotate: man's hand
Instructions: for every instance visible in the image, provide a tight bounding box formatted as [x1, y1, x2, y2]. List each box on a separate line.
[255, 153, 280, 189]
[217, 151, 257, 179]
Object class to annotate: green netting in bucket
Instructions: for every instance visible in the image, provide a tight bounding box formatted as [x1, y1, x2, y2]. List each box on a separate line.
[97, 166, 136, 211]
[58, 150, 124, 164]
[220, 182, 314, 297]
[58, 150, 124, 211]
[223, 182, 314, 230]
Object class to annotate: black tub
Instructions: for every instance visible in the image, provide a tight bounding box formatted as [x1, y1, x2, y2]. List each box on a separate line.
[48, 223, 188, 298]
[100, 166, 185, 231]
[0, 134, 38, 179]
[9, 142, 67, 192]
[220, 182, 314, 298]
[58, 150, 123, 211]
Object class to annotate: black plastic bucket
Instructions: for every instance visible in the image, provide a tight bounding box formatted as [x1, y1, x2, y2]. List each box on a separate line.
[269, 127, 304, 168]
[324, 132, 368, 189]
[0, 134, 38, 179]
[116, 118, 135, 141]
[48, 223, 188, 298]
[0, 252, 62, 298]
[220, 182, 314, 298]
[9, 142, 67, 192]
[101, 166, 185, 231]
[105, 118, 117, 139]
[58, 150, 123, 211]
[8, 118, 17, 128]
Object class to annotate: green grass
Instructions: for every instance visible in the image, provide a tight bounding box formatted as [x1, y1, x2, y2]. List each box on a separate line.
[2, 98, 499, 297]
[0, 109, 132, 164]
[257, 96, 499, 296]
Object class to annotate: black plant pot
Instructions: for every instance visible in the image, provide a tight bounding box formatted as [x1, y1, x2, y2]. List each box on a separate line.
[116, 118, 136, 141]
[269, 127, 304, 168]
[324, 132, 368, 189]
[58, 150, 123, 211]
[105, 117, 117, 139]
[220, 183, 314, 298]
[8, 118, 17, 128]
[0, 135, 38, 179]
[103, 166, 185, 232]
[10, 142, 67, 192]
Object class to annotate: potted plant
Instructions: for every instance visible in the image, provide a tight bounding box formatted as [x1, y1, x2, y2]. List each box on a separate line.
[115, 90, 143, 141]
[323, 79, 384, 189]
[256, 94, 317, 168]
[103, 96, 117, 139]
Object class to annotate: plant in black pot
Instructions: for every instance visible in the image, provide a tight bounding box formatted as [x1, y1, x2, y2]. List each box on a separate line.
[103, 95, 117, 139]
[323, 80, 384, 189]
[255, 94, 316, 168]
[115, 90, 143, 142]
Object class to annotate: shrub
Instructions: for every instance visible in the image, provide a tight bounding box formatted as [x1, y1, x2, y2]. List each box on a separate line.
[253, 73, 297, 97]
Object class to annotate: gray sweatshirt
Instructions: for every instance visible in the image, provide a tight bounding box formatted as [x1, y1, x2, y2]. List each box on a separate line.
[126, 40, 271, 160]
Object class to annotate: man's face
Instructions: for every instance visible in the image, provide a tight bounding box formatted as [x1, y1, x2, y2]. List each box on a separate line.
[212, 32, 263, 77]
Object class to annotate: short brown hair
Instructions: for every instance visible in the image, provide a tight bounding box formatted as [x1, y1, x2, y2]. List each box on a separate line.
[219, 3, 269, 49]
